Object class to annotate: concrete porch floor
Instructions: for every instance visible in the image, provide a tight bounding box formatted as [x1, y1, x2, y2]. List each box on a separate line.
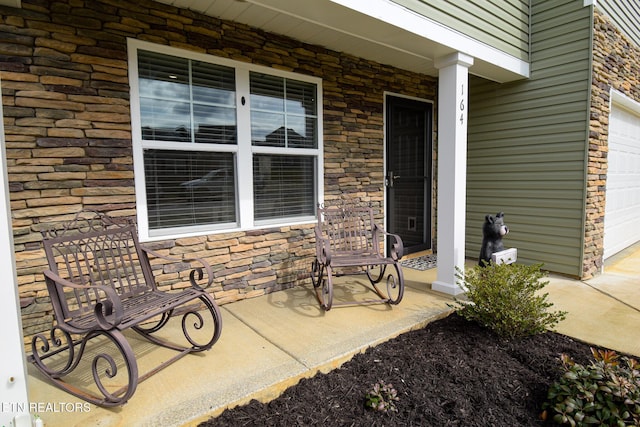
[27, 265, 455, 427]
[26, 245, 640, 427]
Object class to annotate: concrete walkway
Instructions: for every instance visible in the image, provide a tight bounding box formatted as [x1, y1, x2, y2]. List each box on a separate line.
[25, 246, 640, 427]
[545, 243, 640, 357]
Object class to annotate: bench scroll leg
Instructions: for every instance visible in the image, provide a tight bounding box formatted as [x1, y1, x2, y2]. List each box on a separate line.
[133, 295, 223, 353]
[30, 327, 138, 407]
[386, 263, 405, 305]
[370, 263, 405, 305]
[30, 326, 77, 378]
[88, 329, 138, 406]
[311, 260, 333, 311]
[310, 259, 321, 288]
[133, 311, 172, 334]
[181, 294, 223, 352]
[366, 264, 388, 284]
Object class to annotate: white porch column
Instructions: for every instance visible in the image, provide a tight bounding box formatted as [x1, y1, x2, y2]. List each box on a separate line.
[0, 77, 30, 425]
[432, 52, 474, 295]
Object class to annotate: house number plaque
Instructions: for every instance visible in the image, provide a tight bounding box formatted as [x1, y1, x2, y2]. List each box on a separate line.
[459, 84, 465, 125]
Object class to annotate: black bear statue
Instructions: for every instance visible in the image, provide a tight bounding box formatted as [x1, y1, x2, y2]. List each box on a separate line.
[479, 212, 509, 266]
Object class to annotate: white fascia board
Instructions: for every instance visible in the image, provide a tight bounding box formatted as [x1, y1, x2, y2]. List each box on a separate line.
[330, 0, 530, 79]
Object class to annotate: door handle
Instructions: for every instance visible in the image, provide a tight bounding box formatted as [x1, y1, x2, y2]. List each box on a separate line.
[386, 171, 400, 187]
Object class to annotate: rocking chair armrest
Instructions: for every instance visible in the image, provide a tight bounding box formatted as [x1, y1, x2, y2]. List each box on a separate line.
[43, 269, 124, 330]
[374, 224, 405, 261]
[314, 227, 332, 265]
[140, 246, 214, 291]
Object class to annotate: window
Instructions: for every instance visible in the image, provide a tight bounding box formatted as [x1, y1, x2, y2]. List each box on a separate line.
[129, 40, 323, 239]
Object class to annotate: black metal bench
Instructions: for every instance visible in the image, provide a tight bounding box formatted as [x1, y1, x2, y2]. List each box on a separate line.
[29, 211, 222, 407]
[310, 204, 405, 310]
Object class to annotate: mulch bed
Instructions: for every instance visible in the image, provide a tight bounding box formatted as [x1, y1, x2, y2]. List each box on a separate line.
[199, 313, 596, 426]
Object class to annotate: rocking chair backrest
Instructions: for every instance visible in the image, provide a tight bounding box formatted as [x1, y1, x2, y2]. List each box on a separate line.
[316, 205, 379, 256]
[41, 212, 153, 322]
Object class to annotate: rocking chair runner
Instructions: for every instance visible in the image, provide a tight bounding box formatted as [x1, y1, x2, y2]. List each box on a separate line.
[310, 204, 405, 310]
[29, 211, 223, 407]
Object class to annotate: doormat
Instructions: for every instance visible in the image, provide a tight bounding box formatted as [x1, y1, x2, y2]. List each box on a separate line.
[401, 254, 437, 271]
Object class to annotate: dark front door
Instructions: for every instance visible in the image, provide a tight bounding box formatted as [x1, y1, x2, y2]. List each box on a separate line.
[385, 95, 433, 255]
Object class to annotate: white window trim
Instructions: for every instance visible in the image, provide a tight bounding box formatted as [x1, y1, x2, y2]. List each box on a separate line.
[127, 39, 324, 241]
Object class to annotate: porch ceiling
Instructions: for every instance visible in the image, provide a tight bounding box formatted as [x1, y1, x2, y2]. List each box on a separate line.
[156, 0, 529, 83]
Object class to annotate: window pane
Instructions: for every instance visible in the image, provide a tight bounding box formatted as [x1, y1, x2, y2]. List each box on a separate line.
[141, 99, 192, 142]
[139, 51, 191, 142]
[287, 115, 316, 149]
[194, 104, 237, 144]
[253, 155, 315, 220]
[285, 79, 316, 116]
[192, 60, 237, 144]
[250, 73, 284, 111]
[251, 111, 285, 146]
[286, 79, 317, 148]
[192, 60, 235, 105]
[144, 149, 236, 229]
[138, 51, 190, 100]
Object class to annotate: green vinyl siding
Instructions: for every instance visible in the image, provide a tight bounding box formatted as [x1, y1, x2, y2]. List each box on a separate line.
[392, 0, 530, 60]
[465, 0, 592, 276]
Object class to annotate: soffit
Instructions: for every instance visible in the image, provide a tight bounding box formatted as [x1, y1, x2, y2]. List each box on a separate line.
[163, 0, 529, 82]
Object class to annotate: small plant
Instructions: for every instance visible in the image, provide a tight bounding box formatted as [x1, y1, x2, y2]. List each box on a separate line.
[452, 262, 566, 339]
[364, 379, 399, 413]
[542, 348, 640, 426]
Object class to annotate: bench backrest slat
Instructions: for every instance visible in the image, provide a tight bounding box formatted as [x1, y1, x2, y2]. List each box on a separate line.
[317, 205, 378, 256]
[42, 213, 153, 322]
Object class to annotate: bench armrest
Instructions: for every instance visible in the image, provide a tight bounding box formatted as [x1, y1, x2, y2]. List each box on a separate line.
[374, 224, 405, 261]
[314, 226, 332, 265]
[140, 246, 214, 291]
[43, 269, 124, 330]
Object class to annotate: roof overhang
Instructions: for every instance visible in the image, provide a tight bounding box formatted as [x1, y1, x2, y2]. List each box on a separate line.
[158, 0, 529, 83]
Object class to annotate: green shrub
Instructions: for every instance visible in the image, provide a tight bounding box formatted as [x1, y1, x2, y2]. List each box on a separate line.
[542, 348, 640, 426]
[452, 262, 566, 339]
[364, 380, 399, 413]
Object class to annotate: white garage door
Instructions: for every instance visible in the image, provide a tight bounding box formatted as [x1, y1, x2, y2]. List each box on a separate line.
[604, 94, 640, 259]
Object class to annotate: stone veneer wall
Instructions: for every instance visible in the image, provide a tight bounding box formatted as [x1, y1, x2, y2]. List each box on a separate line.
[0, 0, 437, 344]
[584, 9, 640, 277]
